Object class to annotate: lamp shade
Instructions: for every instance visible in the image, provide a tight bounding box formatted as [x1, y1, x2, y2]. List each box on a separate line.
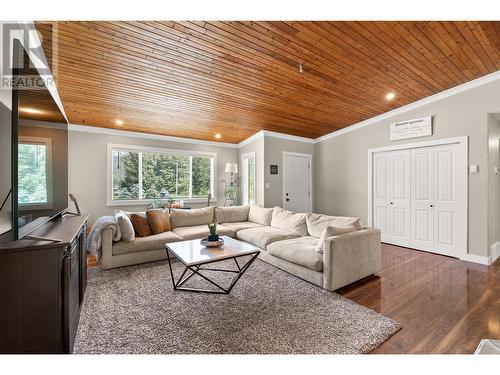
[225, 162, 238, 174]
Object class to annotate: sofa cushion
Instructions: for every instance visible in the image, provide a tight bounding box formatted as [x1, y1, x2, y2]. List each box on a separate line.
[130, 213, 152, 237]
[267, 236, 323, 272]
[236, 226, 299, 250]
[248, 205, 273, 226]
[215, 206, 250, 223]
[270, 206, 308, 236]
[169, 207, 215, 229]
[172, 224, 234, 240]
[306, 213, 362, 238]
[112, 231, 181, 256]
[219, 221, 263, 234]
[146, 209, 171, 234]
[315, 225, 357, 253]
[115, 210, 135, 242]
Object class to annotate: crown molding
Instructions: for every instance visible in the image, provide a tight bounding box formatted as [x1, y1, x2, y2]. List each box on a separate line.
[315, 70, 500, 143]
[237, 130, 264, 148]
[237, 129, 315, 148]
[68, 124, 239, 148]
[262, 130, 316, 144]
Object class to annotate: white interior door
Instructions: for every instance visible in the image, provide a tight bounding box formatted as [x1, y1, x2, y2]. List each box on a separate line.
[373, 150, 411, 247]
[371, 138, 467, 259]
[283, 153, 311, 212]
[432, 143, 466, 256]
[411, 147, 435, 251]
[390, 150, 411, 247]
[373, 152, 393, 243]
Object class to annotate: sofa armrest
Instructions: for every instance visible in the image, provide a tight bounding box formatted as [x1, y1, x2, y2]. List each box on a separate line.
[322, 228, 381, 291]
[100, 227, 114, 270]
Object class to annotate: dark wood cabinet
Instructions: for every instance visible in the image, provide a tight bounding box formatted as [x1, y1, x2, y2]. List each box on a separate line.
[0, 215, 88, 353]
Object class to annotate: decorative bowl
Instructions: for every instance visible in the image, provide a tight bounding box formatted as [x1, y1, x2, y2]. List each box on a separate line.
[200, 237, 224, 248]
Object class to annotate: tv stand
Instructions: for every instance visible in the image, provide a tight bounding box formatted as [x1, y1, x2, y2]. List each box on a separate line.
[0, 215, 88, 353]
[24, 234, 62, 243]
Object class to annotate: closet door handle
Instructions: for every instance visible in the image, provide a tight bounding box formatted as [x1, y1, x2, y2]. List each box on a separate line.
[390, 202, 394, 205]
[430, 204, 434, 208]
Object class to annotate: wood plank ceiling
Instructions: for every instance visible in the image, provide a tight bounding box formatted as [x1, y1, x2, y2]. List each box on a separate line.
[35, 21, 500, 143]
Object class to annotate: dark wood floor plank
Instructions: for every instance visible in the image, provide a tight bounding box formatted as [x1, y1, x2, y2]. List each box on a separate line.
[337, 244, 499, 353]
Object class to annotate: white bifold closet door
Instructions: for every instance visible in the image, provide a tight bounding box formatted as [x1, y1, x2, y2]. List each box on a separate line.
[410, 144, 466, 257]
[373, 149, 411, 247]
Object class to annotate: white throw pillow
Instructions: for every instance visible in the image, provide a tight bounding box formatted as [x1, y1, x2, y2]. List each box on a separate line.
[306, 213, 362, 238]
[115, 210, 135, 242]
[169, 207, 215, 228]
[315, 225, 357, 254]
[270, 206, 308, 236]
[248, 205, 273, 226]
[215, 205, 250, 223]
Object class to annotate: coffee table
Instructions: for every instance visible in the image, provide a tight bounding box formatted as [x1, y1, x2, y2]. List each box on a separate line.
[165, 235, 260, 294]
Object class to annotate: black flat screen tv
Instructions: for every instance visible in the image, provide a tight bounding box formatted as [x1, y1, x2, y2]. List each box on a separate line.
[11, 39, 68, 240]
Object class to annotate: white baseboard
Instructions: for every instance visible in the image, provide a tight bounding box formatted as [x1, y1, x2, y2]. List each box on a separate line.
[460, 254, 491, 265]
[460, 243, 500, 265]
[490, 241, 500, 264]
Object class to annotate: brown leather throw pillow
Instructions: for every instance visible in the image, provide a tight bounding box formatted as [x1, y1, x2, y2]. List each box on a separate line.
[146, 209, 171, 235]
[130, 213, 153, 237]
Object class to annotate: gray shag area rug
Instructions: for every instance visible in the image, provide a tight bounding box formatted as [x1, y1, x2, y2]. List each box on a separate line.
[74, 258, 399, 354]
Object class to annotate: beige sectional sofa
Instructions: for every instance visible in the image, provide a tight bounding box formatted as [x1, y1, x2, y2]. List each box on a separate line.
[100, 205, 381, 291]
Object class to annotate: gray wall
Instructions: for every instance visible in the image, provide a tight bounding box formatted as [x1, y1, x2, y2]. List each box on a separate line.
[315, 79, 500, 258]
[69, 129, 239, 223]
[263, 137, 315, 208]
[238, 134, 315, 209]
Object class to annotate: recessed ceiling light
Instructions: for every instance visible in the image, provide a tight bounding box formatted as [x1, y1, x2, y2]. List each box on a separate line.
[115, 119, 124, 126]
[214, 133, 221, 139]
[20, 107, 43, 114]
[385, 92, 396, 100]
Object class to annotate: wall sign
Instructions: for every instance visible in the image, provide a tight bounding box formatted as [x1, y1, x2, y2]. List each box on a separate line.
[390, 116, 432, 141]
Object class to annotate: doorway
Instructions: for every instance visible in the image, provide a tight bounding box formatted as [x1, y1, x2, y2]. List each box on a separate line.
[282, 152, 312, 212]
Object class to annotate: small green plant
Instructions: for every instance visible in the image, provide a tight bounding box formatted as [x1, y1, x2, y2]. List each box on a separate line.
[208, 222, 217, 236]
[207, 221, 219, 241]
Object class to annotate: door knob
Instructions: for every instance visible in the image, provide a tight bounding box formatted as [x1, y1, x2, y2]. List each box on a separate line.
[430, 204, 434, 208]
[390, 202, 394, 205]
[286, 198, 290, 202]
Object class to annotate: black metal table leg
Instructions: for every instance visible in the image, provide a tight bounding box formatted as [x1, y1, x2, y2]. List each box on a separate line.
[165, 249, 259, 294]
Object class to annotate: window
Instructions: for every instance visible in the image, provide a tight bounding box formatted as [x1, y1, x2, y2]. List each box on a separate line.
[18, 137, 52, 209]
[241, 152, 256, 205]
[109, 144, 215, 205]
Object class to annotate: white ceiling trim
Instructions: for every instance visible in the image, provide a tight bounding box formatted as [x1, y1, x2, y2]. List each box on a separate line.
[237, 129, 315, 148]
[315, 70, 500, 143]
[69, 124, 239, 149]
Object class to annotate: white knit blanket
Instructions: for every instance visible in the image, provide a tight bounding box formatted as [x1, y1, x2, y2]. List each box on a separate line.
[86, 215, 121, 260]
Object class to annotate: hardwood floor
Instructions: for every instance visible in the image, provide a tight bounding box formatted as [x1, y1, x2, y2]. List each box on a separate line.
[337, 243, 500, 354]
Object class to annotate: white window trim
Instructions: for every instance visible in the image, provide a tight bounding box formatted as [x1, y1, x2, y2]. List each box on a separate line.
[240, 151, 256, 205]
[107, 143, 217, 206]
[18, 136, 53, 211]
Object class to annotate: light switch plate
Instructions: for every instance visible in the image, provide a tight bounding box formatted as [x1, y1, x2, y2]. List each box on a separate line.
[265, 182, 270, 189]
[469, 165, 479, 174]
